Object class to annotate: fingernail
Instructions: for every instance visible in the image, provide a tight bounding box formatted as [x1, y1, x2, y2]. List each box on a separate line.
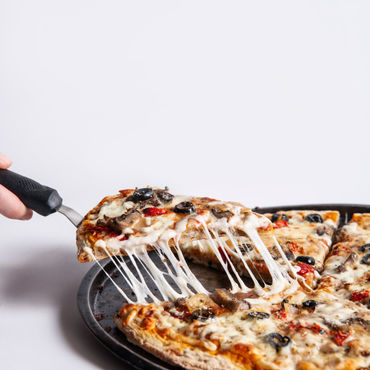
[21, 209, 33, 220]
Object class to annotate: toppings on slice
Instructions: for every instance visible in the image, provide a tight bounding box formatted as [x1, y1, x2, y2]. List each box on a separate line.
[359, 243, 370, 252]
[211, 289, 250, 312]
[295, 256, 315, 266]
[271, 213, 289, 223]
[350, 290, 370, 302]
[305, 213, 323, 223]
[361, 253, 370, 265]
[131, 188, 154, 202]
[266, 333, 291, 351]
[211, 208, 233, 219]
[156, 190, 174, 204]
[332, 331, 350, 346]
[273, 309, 287, 320]
[247, 311, 270, 320]
[174, 201, 196, 214]
[289, 323, 326, 334]
[302, 300, 318, 310]
[296, 262, 316, 276]
[142, 207, 169, 217]
[274, 220, 289, 229]
[182, 294, 221, 314]
[190, 308, 215, 322]
[285, 240, 300, 254]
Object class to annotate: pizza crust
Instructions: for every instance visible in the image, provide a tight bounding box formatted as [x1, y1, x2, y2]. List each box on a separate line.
[114, 316, 241, 370]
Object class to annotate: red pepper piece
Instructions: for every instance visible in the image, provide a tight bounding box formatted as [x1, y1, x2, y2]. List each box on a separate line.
[273, 220, 289, 229]
[289, 322, 325, 334]
[309, 324, 325, 334]
[350, 290, 370, 302]
[332, 331, 350, 346]
[274, 309, 287, 320]
[296, 262, 315, 276]
[143, 207, 169, 217]
[288, 323, 302, 330]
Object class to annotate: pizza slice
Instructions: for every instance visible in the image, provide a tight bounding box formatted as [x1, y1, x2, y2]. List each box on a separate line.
[263, 210, 339, 271]
[263, 210, 340, 288]
[77, 187, 307, 302]
[318, 213, 370, 308]
[182, 210, 340, 288]
[76, 187, 256, 263]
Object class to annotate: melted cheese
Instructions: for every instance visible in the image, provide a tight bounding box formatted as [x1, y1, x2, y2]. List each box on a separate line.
[99, 199, 134, 218]
[88, 194, 302, 304]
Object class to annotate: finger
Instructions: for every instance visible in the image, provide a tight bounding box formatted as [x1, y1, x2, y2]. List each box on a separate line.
[0, 184, 33, 220]
[0, 152, 12, 169]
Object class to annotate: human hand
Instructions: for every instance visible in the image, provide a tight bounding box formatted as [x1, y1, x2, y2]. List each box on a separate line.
[0, 153, 33, 220]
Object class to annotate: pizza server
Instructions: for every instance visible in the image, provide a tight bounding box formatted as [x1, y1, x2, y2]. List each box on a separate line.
[0, 168, 83, 227]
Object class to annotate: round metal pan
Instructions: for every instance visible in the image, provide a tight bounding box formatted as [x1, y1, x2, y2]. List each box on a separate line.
[77, 203, 370, 370]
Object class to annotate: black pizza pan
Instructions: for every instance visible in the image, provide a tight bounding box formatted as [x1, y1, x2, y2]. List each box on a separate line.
[77, 203, 370, 370]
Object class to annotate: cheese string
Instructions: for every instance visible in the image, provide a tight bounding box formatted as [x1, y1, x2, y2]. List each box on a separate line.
[88, 213, 300, 303]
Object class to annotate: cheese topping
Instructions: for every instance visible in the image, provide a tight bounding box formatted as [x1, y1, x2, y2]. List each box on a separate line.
[84, 192, 301, 303]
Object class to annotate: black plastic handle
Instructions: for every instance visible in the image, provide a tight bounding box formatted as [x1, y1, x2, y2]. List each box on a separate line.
[0, 169, 63, 216]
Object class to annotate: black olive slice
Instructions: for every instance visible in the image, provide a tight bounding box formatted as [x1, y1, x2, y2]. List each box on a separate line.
[131, 188, 154, 202]
[361, 253, 370, 265]
[359, 244, 370, 252]
[295, 256, 315, 265]
[248, 311, 270, 320]
[157, 191, 174, 204]
[174, 201, 196, 214]
[266, 333, 291, 351]
[191, 308, 215, 322]
[305, 213, 323, 223]
[302, 300, 317, 309]
[271, 213, 289, 223]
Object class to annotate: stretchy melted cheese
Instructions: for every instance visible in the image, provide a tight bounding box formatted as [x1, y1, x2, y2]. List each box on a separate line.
[77, 188, 302, 303]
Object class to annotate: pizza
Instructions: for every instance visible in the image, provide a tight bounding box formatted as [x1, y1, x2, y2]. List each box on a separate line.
[76, 187, 255, 263]
[77, 188, 370, 369]
[182, 210, 340, 288]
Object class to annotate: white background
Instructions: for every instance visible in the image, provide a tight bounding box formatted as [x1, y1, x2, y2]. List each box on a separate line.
[1, 1, 369, 369]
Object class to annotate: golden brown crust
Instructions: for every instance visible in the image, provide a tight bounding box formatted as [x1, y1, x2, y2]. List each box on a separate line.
[114, 316, 241, 370]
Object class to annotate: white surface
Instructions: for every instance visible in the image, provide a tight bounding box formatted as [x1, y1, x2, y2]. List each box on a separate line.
[1, 1, 370, 369]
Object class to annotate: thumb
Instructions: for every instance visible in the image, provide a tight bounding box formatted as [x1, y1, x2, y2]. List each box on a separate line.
[0, 152, 12, 169]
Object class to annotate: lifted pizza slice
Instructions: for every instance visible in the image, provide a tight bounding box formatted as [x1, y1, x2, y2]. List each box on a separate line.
[76, 187, 257, 263]
[77, 187, 305, 301]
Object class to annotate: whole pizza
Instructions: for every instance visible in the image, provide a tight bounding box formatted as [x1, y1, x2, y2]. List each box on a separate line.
[77, 187, 370, 370]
